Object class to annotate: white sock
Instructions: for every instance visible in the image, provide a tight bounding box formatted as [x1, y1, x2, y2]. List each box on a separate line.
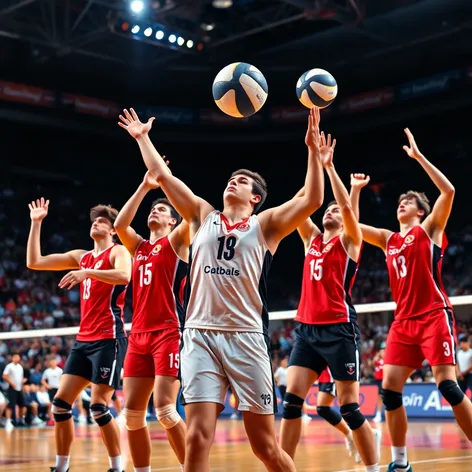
[392, 446, 407, 466]
[346, 431, 353, 441]
[55, 455, 70, 472]
[365, 465, 380, 472]
[134, 467, 151, 472]
[109, 456, 122, 472]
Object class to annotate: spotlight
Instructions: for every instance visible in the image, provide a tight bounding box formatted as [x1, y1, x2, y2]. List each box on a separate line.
[144, 27, 152, 37]
[201, 22, 215, 32]
[130, 0, 144, 13]
[186, 39, 194, 48]
[131, 24, 140, 34]
[213, 0, 232, 8]
[168, 34, 176, 43]
[177, 36, 184, 46]
[155, 30, 164, 40]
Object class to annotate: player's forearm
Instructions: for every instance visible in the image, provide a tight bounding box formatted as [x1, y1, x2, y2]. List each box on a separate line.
[136, 134, 169, 180]
[350, 187, 361, 220]
[115, 184, 149, 231]
[416, 155, 455, 195]
[85, 269, 130, 285]
[325, 165, 352, 210]
[26, 221, 44, 269]
[301, 146, 323, 210]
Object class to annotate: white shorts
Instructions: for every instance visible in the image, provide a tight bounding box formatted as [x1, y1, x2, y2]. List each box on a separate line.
[180, 328, 276, 415]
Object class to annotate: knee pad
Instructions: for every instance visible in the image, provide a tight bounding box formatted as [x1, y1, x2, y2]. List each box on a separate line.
[90, 403, 113, 427]
[52, 398, 72, 422]
[282, 392, 304, 420]
[316, 406, 342, 427]
[156, 404, 181, 430]
[122, 408, 147, 431]
[381, 389, 403, 411]
[438, 380, 465, 407]
[340, 403, 365, 431]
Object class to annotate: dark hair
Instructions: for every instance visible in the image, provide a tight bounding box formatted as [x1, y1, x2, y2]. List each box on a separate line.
[151, 198, 182, 226]
[90, 204, 118, 225]
[398, 191, 431, 221]
[230, 168, 268, 213]
[325, 200, 338, 210]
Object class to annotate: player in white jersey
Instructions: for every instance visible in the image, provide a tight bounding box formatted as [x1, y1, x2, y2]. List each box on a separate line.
[119, 107, 324, 472]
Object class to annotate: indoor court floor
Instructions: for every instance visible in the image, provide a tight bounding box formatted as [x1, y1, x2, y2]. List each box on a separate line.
[1, 419, 471, 471]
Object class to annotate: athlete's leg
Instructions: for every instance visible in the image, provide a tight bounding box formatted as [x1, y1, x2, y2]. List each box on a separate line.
[335, 380, 379, 468]
[184, 402, 222, 472]
[52, 374, 91, 471]
[154, 375, 186, 464]
[123, 377, 154, 469]
[382, 364, 414, 468]
[244, 412, 296, 472]
[433, 365, 472, 439]
[374, 381, 383, 423]
[279, 365, 318, 459]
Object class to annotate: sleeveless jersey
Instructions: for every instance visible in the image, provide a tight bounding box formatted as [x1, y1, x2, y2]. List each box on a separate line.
[385, 225, 451, 320]
[184, 211, 272, 334]
[318, 367, 333, 384]
[296, 234, 360, 325]
[131, 235, 187, 333]
[77, 245, 127, 342]
[374, 358, 384, 381]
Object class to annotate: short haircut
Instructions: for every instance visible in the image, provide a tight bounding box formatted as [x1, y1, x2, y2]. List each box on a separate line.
[398, 191, 431, 220]
[150, 198, 182, 226]
[90, 204, 118, 225]
[230, 169, 268, 213]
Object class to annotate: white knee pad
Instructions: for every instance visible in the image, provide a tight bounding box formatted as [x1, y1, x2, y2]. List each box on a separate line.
[156, 404, 181, 430]
[122, 408, 147, 431]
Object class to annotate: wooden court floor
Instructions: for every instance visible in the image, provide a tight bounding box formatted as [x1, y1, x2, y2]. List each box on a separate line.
[1, 419, 471, 471]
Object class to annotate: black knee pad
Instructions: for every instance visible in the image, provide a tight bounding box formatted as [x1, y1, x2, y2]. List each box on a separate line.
[381, 389, 403, 411]
[316, 406, 342, 426]
[340, 403, 365, 431]
[283, 392, 304, 420]
[438, 380, 465, 407]
[52, 398, 72, 422]
[90, 403, 113, 427]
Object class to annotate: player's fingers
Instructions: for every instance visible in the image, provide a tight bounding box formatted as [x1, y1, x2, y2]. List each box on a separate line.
[130, 108, 139, 121]
[118, 122, 127, 130]
[118, 114, 128, 124]
[123, 109, 133, 121]
[402, 145, 409, 153]
[332, 138, 337, 151]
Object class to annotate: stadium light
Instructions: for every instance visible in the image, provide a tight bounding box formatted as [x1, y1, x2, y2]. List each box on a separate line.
[144, 27, 152, 37]
[130, 0, 144, 13]
[168, 34, 176, 43]
[131, 24, 140, 34]
[155, 30, 164, 40]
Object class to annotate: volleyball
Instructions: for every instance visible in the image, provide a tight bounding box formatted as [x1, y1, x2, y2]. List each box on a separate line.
[212, 62, 268, 118]
[296, 68, 338, 109]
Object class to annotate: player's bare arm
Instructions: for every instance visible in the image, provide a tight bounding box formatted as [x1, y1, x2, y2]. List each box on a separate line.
[292, 187, 322, 251]
[118, 108, 213, 230]
[115, 171, 162, 256]
[58, 245, 132, 290]
[322, 133, 362, 260]
[349, 173, 370, 221]
[26, 198, 85, 270]
[168, 220, 190, 263]
[258, 107, 324, 253]
[403, 128, 455, 245]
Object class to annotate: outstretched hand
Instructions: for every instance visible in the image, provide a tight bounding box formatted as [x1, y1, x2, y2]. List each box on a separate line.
[320, 131, 336, 168]
[402, 128, 423, 160]
[118, 108, 155, 139]
[305, 107, 321, 150]
[350, 173, 371, 189]
[29, 198, 50, 222]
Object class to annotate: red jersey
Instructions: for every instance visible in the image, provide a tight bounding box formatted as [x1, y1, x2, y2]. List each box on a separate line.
[318, 367, 333, 383]
[374, 358, 384, 381]
[296, 234, 360, 324]
[77, 245, 127, 342]
[131, 235, 187, 333]
[385, 225, 451, 320]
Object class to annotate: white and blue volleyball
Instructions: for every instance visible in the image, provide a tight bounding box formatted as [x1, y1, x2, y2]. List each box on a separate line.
[212, 62, 268, 118]
[296, 68, 338, 109]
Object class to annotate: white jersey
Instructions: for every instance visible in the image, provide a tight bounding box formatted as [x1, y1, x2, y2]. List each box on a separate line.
[185, 211, 272, 333]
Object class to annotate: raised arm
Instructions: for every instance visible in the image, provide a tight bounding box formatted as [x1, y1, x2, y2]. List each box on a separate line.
[402, 128, 455, 239]
[26, 198, 84, 271]
[292, 187, 321, 250]
[321, 134, 362, 250]
[349, 173, 370, 221]
[259, 107, 324, 250]
[118, 109, 213, 225]
[359, 224, 391, 251]
[58, 245, 132, 290]
[114, 172, 161, 256]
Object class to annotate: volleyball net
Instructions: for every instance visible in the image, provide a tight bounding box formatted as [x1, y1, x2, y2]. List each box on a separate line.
[1, 294, 471, 341]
